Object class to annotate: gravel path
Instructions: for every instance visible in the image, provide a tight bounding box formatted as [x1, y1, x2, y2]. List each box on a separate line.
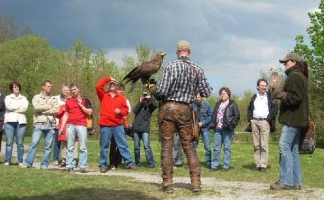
[2, 141, 324, 199]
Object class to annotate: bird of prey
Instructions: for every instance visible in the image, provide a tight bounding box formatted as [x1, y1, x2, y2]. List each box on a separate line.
[269, 67, 283, 101]
[122, 52, 166, 92]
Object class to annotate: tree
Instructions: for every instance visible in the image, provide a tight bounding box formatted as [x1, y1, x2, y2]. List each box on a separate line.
[293, 0, 324, 147]
[0, 15, 34, 43]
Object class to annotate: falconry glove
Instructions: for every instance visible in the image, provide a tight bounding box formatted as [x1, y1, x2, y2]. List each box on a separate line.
[147, 79, 157, 97]
[275, 92, 287, 101]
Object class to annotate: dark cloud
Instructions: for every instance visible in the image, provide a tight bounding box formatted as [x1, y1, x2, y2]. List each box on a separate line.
[0, 0, 320, 96]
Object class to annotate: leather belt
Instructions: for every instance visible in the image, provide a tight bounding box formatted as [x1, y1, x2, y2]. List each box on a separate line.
[162, 100, 190, 106]
[253, 118, 267, 121]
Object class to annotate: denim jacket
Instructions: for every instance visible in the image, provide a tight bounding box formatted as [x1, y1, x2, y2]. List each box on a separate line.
[191, 101, 213, 130]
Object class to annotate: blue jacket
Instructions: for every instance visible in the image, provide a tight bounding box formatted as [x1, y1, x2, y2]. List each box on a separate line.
[191, 101, 213, 130]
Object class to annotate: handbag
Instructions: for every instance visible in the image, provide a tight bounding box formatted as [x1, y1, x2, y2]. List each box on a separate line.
[299, 121, 316, 154]
[86, 114, 94, 130]
[192, 110, 200, 141]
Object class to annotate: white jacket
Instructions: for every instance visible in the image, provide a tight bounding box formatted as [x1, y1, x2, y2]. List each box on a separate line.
[4, 93, 29, 124]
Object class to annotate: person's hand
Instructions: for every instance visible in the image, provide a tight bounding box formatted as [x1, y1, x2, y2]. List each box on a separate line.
[110, 77, 118, 83]
[59, 128, 64, 135]
[139, 95, 144, 102]
[275, 92, 287, 101]
[115, 108, 120, 114]
[198, 122, 203, 127]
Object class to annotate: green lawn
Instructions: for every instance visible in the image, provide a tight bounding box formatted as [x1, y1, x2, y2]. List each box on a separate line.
[0, 135, 323, 199]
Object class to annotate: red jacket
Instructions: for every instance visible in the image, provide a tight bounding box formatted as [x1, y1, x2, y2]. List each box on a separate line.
[96, 77, 128, 126]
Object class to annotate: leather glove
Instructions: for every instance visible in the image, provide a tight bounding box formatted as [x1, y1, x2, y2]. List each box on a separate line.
[146, 79, 157, 89]
[275, 92, 287, 101]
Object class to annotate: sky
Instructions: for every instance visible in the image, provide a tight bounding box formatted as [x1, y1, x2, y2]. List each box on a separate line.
[1, 0, 321, 97]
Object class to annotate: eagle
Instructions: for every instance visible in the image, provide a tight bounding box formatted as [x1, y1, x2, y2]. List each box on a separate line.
[122, 51, 166, 92]
[268, 67, 283, 101]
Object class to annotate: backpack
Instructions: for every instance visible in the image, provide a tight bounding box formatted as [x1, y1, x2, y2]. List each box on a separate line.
[299, 121, 316, 154]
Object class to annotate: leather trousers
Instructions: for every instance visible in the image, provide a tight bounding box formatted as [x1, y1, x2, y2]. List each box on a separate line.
[159, 101, 201, 187]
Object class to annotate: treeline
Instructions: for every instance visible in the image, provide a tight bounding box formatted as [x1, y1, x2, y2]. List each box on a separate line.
[0, 15, 323, 147]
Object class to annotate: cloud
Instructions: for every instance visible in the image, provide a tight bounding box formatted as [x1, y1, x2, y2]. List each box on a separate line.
[0, 0, 321, 97]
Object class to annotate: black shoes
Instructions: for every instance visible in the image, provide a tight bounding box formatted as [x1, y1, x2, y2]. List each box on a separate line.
[259, 167, 267, 172]
[192, 186, 201, 192]
[252, 167, 267, 172]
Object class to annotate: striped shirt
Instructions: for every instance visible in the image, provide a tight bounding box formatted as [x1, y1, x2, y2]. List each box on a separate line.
[156, 56, 213, 103]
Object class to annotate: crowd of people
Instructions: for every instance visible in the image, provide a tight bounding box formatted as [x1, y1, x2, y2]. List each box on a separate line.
[0, 40, 310, 193]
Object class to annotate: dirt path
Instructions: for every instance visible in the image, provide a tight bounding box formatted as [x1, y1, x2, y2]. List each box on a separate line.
[2, 141, 324, 199]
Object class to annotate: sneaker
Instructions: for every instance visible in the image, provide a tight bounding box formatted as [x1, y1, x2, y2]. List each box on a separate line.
[292, 186, 302, 190]
[270, 182, 292, 190]
[210, 167, 218, 172]
[53, 160, 59, 166]
[160, 185, 174, 193]
[60, 159, 66, 168]
[221, 168, 229, 172]
[100, 167, 107, 173]
[73, 158, 78, 168]
[3, 162, 9, 166]
[147, 165, 155, 168]
[80, 168, 86, 173]
[63, 167, 73, 172]
[110, 165, 116, 170]
[192, 186, 201, 192]
[40, 167, 48, 170]
[20, 164, 30, 168]
[128, 164, 137, 170]
[18, 163, 24, 167]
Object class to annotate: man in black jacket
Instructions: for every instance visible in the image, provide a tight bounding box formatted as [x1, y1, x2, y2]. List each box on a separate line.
[132, 93, 157, 168]
[247, 79, 278, 172]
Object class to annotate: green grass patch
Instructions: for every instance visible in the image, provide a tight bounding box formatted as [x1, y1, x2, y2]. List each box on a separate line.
[0, 135, 324, 199]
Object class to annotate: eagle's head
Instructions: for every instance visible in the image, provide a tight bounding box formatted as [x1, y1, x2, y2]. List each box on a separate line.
[270, 67, 277, 72]
[157, 52, 166, 58]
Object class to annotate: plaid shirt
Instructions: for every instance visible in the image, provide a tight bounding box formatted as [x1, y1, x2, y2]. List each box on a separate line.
[156, 56, 212, 103]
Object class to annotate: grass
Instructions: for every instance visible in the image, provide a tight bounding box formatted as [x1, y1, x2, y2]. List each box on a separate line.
[0, 134, 324, 199]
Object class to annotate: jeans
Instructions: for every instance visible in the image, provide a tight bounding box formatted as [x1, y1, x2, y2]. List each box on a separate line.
[211, 129, 234, 170]
[193, 129, 211, 167]
[66, 124, 87, 169]
[278, 125, 302, 187]
[4, 122, 26, 164]
[133, 132, 155, 167]
[53, 129, 61, 162]
[173, 132, 183, 166]
[99, 125, 134, 169]
[24, 128, 55, 168]
[0, 131, 3, 152]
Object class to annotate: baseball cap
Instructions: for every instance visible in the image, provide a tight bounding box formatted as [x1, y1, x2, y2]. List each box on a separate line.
[176, 40, 190, 50]
[279, 53, 303, 63]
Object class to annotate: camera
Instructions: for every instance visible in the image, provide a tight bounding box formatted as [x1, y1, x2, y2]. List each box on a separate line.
[143, 92, 148, 97]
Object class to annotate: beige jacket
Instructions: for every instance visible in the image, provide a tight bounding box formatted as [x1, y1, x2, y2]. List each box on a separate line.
[4, 94, 29, 124]
[32, 92, 59, 126]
